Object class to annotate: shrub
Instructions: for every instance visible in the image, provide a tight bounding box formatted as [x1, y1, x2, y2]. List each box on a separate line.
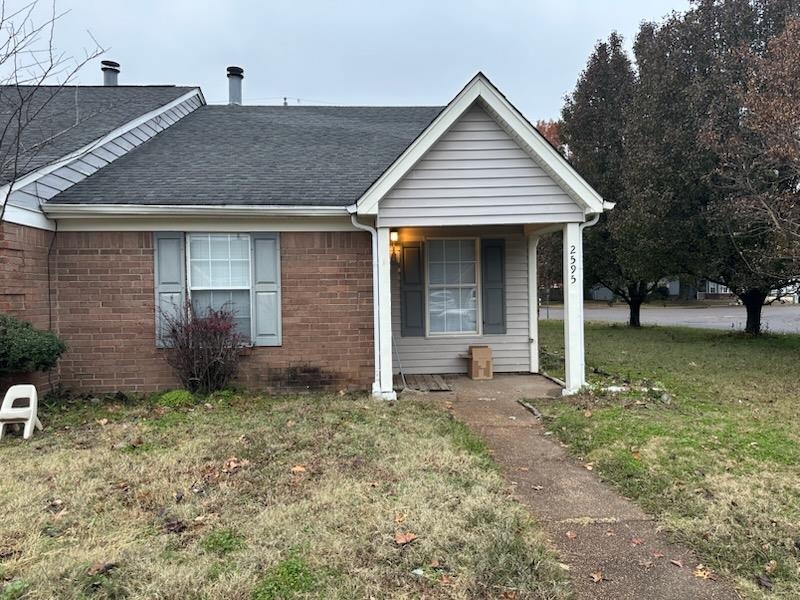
[155, 389, 197, 408]
[161, 302, 244, 395]
[0, 314, 66, 376]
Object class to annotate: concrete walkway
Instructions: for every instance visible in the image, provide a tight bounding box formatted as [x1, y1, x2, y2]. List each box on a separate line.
[445, 374, 741, 600]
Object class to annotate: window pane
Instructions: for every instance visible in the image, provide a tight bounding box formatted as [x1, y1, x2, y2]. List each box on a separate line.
[192, 289, 251, 341]
[229, 235, 249, 260]
[428, 239, 444, 262]
[191, 261, 210, 288]
[460, 240, 475, 261]
[230, 259, 249, 287]
[443, 240, 460, 262]
[429, 262, 444, 285]
[460, 263, 476, 284]
[190, 235, 210, 259]
[210, 234, 229, 257]
[444, 262, 461, 285]
[210, 260, 230, 287]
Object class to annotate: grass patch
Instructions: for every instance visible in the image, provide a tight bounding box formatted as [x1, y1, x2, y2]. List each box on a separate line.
[538, 321, 800, 599]
[201, 529, 247, 555]
[252, 553, 317, 599]
[0, 391, 569, 599]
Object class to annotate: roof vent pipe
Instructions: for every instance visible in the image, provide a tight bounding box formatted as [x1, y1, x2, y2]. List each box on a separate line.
[227, 66, 243, 105]
[101, 60, 120, 86]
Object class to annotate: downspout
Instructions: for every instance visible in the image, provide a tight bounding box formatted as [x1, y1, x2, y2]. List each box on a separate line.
[581, 212, 600, 231]
[350, 212, 382, 396]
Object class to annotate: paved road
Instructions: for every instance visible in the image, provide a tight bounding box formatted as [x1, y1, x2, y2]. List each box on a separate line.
[540, 303, 800, 334]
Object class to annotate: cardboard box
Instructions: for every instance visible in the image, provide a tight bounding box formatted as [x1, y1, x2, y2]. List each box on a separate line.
[468, 345, 493, 380]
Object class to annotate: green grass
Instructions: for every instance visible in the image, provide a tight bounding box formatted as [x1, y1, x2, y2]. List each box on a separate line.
[538, 321, 800, 599]
[0, 392, 569, 600]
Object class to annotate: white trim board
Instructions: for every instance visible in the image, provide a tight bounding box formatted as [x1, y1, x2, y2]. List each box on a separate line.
[53, 214, 360, 232]
[353, 73, 609, 218]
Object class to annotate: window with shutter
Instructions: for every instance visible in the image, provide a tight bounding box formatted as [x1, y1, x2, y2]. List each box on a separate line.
[153, 232, 282, 348]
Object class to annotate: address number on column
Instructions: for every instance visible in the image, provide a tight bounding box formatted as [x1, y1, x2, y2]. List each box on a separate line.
[569, 245, 577, 284]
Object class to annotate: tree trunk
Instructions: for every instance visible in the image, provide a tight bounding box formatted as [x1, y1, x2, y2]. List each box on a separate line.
[740, 289, 768, 335]
[628, 298, 643, 327]
[626, 281, 648, 328]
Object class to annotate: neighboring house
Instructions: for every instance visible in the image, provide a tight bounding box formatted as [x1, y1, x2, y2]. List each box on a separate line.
[0, 63, 611, 399]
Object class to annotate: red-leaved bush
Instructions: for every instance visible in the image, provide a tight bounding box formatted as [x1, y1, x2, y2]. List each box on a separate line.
[161, 301, 244, 394]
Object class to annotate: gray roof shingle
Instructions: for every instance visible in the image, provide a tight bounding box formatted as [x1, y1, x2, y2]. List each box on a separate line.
[0, 85, 197, 184]
[48, 104, 443, 207]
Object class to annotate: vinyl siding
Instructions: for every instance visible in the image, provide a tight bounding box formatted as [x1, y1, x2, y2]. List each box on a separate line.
[378, 104, 585, 228]
[5, 93, 204, 215]
[392, 230, 530, 374]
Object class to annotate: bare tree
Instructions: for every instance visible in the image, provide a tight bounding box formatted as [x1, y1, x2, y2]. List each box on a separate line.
[0, 0, 103, 221]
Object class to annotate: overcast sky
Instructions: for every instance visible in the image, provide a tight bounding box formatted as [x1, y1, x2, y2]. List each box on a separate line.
[33, 0, 689, 119]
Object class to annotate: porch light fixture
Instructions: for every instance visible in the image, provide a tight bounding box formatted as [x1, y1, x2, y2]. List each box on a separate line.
[390, 230, 400, 263]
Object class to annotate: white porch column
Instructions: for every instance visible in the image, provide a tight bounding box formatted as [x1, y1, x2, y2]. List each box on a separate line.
[527, 235, 540, 373]
[375, 227, 397, 400]
[562, 222, 585, 394]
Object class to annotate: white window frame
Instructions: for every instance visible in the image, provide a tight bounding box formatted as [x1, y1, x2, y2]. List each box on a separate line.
[186, 233, 254, 342]
[424, 237, 482, 338]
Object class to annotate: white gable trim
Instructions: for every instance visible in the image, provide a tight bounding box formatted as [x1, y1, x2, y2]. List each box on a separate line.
[352, 73, 607, 217]
[0, 88, 205, 230]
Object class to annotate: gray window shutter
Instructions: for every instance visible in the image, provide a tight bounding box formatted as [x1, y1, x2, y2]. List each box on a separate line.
[400, 241, 425, 337]
[154, 232, 185, 347]
[481, 239, 506, 334]
[252, 233, 282, 346]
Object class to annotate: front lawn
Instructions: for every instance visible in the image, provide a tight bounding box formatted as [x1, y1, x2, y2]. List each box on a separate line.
[538, 321, 800, 599]
[0, 392, 569, 600]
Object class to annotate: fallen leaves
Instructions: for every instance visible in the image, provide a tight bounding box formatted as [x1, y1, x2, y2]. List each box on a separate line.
[565, 530, 577, 540]
[638, 559, 654, 569]
[394, 532, 418, 546]
[222, 456, 250, 474]
[394, 511, 406, 524]
[590, 570, 608, 583]
[693, 564, 717, 580]
[670, 559, 684, 568]
[290, 464, 307, 474]
[630, 537, 645, 546]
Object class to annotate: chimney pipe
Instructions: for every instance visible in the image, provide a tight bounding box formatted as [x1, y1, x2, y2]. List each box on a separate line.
[101, 60, 120, 86]
[227, 66, 243, 105]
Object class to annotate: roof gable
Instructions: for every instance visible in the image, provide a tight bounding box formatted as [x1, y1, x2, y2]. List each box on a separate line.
[354, 72, 607, 217]
[376, 103, 586, 227]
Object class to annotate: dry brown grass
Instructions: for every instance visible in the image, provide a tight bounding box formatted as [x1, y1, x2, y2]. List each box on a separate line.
[0, 392, 570, 600]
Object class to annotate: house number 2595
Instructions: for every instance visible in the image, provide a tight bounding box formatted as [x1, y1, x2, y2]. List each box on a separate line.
[569, 245, 577, 284]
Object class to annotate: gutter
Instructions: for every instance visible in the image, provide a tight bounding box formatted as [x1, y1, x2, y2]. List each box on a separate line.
[43, 204, 349, 218]
[349, 212, 382, 397]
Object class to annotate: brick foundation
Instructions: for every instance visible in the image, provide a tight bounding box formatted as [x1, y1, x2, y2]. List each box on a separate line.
[45, 229, 374, 394]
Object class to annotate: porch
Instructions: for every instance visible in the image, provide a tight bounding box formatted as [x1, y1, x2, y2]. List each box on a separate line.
[375, 223, 588, 398]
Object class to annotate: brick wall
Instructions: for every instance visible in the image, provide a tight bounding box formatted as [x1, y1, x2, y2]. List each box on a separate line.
[0, 222, 55, 391]
[52, 230, 374, 394]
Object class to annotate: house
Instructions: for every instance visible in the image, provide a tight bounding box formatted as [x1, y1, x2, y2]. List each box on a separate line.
[0, 63, 611, 399]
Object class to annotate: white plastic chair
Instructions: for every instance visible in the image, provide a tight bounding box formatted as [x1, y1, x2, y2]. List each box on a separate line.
[0, 385, 42, 440]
